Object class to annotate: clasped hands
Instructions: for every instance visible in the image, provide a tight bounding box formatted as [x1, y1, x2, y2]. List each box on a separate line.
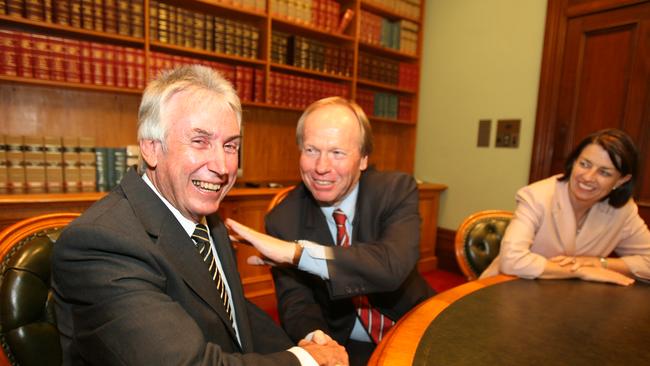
[301, 330, 349, 366]
[225, 218, 299, 266]
[550, 255, 634, 286]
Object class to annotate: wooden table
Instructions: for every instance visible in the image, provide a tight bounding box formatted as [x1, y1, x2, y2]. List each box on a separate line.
[370, 275, 650, 365]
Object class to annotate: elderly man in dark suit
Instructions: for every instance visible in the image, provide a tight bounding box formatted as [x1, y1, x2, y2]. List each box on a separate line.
[227, 97, 435, 365]
[52, 65, 347, 366]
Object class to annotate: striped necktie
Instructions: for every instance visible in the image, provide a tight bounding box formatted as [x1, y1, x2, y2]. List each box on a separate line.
[192, 224, 235, 327]
[333, 209, 395, 343]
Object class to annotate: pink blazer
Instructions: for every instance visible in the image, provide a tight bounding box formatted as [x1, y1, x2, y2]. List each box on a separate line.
[481, 175, 650, 279]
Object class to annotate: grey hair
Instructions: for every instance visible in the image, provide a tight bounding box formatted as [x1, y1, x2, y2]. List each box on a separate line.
[137, 65, 241, 173]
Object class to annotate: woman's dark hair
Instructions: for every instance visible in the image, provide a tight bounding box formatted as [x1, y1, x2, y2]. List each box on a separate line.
[559, 128, 638, 208]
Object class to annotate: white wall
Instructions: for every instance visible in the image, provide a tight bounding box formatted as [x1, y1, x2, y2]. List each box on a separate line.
[415, 0, 548, 229]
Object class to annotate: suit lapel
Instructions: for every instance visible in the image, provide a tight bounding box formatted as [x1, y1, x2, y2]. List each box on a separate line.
[551, 181, 577, 255]
[120, 169, 240, 347]
[208, 216, 252, 352]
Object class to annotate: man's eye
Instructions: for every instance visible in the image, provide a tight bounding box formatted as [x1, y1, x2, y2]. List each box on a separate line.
[224, 144, 239, 153]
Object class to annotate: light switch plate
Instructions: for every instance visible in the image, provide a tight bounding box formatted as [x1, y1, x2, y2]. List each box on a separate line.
[495, 119, 521, 148]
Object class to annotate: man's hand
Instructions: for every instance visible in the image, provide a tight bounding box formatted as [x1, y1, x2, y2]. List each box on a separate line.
[225, 218, 297, 266]
[299, 337, 348, 366]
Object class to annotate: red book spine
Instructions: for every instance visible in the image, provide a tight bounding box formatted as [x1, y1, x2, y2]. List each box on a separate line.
[33, 33, 53, 80]
[0, 30, 19, 76]
[135, 49, 145, 89]
[104, 44, 116, 86]
[80, 41, 93, 84]
[17, 33, 34, 78]
[63, 38, 81, 83]
[50, 36, 66, 81]
[253, 68, 264, 103]
[90, 42, 105, 85]
[114, 46, 126, 87]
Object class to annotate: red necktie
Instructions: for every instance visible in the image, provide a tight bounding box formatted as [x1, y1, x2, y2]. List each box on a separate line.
[333, 209, 395, 343]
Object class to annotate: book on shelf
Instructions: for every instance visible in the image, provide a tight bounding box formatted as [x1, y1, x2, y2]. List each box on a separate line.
[0, 29, 18, 77]
[94, 146, 131, 192]
[80, 0, 93, 31]
[0, 135, 7, 194]
[6, 135, 25, 194]
[44, 135, 64, 193]
[337, 8, 354, 34]
[25, 0, 45, 22]
[79, 136, 96, 192]
[130, 0, 144, 38]
[0, 29, 145, 89]
[62, 136, 81, 193]
[104, 0, 118, 33]
[23, 135, 47, 194]
[6, 0, 23, 18]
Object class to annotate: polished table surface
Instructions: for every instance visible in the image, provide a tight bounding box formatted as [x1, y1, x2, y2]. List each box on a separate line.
[369, 275, 650, 365]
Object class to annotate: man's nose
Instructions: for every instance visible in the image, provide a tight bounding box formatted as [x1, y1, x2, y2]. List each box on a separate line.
[315, 155, 331, 173]
[207, 147, 228, 175]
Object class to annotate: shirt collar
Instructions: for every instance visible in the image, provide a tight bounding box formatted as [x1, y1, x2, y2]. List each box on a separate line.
[321, 183, 360, 223]
[142, 173, 206, 238]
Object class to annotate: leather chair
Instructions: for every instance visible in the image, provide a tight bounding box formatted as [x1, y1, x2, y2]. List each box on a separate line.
[454, 210, 512, 281]
[0, 213, 80, 366]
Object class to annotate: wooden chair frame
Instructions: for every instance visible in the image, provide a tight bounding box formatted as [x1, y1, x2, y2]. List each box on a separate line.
[0, 213, 80, 366]
[454, 210, 513, 281]
[266, 186, 295, 213]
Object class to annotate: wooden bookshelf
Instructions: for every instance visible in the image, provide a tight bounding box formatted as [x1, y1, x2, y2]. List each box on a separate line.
[0, 0, 432, 305]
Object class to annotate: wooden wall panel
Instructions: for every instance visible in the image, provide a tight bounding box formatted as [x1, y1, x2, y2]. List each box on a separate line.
[370, 122, 416, 173]
[239, 108, 301, 183]
[1, 83, 140, 147]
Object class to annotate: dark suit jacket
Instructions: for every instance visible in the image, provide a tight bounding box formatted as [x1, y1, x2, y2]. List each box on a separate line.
[266, 169, 435, 345]
[52, 169, 299, 366]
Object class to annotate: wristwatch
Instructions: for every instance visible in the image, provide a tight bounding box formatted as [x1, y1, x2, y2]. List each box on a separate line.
[599, 257, 608, 269]
[292, 241, 304, 266]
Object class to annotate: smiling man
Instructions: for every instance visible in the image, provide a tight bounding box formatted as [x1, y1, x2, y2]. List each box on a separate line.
[227, 97, 435, 365]
[51, 66, 348, 366]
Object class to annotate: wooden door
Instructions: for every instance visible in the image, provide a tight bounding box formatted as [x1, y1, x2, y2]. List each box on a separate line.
[532, 0, 650, 223]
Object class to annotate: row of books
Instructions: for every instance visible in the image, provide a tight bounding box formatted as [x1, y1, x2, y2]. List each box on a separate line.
[365, 0, 421, 20]
[1, 0, 144, 38]
[210, 0, 266, 12]
[358, 51, 419, 90]
[268, 71, 349, 109]
[360, 10, 419, 55]
[150, 51, 264, 103]
[150, 1, 259, 59]
[0, 29, 146, 88]
[270, 0, 341, 33]
[271, 31, 353, 77]
[0, 135, 136, 195]
[356, 89, 413, 120]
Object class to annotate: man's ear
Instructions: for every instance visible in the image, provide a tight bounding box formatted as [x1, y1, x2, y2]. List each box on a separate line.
[359, 155, 368, 171]
[139, 139, 160, 169]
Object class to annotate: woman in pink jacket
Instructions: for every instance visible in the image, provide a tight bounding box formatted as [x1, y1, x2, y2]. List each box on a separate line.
[482, 129, 650, 285]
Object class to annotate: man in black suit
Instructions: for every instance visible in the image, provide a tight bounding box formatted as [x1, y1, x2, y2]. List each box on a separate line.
[227, 97, 435, 365]
[52, 65, 347, 366]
